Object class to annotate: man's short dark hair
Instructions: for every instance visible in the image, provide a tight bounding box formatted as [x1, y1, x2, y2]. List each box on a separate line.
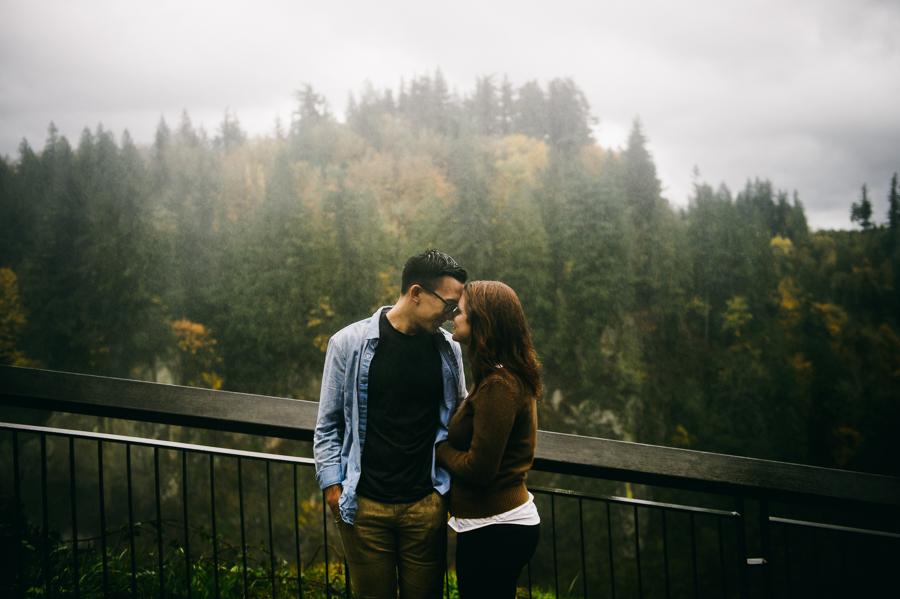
[400, 250, 468, 294]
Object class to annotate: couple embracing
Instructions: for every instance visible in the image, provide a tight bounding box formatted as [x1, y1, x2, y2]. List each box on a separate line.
[314, 250, 541, 599]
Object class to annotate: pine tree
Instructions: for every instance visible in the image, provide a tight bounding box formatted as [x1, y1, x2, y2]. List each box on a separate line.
[499, 76, 514, 136]
[404, 74, 433, 131]
[151, 117, 170, 191]
[513, 81, 547, 140]
[789, 191, 809, 242]
[887, 173, 899, 242]
[346, 82, 396, 146]
[546, 78, 594, 156]
[431, 68, 454, 135]
[215, 108, 245, 155]
[622, 118, 662, 230]
[469, 75, 499, 137]
[178, 109, 200, 147]
[850, 184, 874, 230]
[294, 83, 329, 123]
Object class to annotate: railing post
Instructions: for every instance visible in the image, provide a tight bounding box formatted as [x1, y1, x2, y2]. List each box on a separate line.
[735, 497, 750, 599]
[758, 500, 773, 598]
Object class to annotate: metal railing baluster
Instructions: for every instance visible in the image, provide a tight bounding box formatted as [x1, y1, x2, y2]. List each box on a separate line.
[579, 498, 587, 599]
[662, 510, 670, 599]
[718, 516, 726, 599]
[606, 502, 615, 599]
[210, 454, 220, 599]
[239, 457, 248, 599]
[811, 528, 819, 598]
[734, 497, 748, 599]
[155, 447, 165, 599]
[839, 530, 849, 598]
[551, 494, 559, 599]
[690, 513, 698, 599]
[267, 461, 275, 599]
[759, 500, 772, 596]
[41, 434, 50, 599]
[634, 505, 643, 599]
[98, 441, 109, 598]
[126, 444, 136, 598]
[3, 403, 898, 599]
[293, 464, 302, 599]
[323, 488, 331, 599]
[69, 437, 80, 599]
[783, 521, 792, 598]
[183, 450, 191, 599]
[14, 430, 22, 594]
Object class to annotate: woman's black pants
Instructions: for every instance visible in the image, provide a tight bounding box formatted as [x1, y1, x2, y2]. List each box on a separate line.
[455, 523, 540, 598]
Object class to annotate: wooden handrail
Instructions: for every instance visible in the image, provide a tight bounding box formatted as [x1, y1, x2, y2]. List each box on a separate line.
[2, 365, 898, 512]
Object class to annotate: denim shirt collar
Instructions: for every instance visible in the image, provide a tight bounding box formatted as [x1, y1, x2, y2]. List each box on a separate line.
[365, 306, 389, 340]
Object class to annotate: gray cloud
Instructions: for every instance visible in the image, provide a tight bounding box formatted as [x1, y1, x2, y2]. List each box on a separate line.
[2, 0, 898, 230]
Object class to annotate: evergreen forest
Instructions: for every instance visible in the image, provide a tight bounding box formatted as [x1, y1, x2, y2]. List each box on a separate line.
[2, 71, 899, 479]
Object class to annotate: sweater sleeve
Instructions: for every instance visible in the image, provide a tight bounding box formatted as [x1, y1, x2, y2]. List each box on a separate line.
[435, 379, 521, 487]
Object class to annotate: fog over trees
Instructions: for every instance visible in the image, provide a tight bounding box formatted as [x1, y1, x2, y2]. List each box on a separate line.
[1, 72, 898, 478]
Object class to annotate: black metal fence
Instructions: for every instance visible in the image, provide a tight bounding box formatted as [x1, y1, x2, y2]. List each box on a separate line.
[2, 365, 899, 598]
[2, 422, 351, 598]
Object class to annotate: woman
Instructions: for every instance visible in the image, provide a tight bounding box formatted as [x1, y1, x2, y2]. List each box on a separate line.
[436, 280, 542, 598]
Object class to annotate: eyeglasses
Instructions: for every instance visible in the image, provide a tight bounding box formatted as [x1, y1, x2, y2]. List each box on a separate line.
[419, 285, 460, 316]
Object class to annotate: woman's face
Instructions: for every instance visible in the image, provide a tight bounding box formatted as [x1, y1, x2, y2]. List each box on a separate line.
[451, 293, 471, 345]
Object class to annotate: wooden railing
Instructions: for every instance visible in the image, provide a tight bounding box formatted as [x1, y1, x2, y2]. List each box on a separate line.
[2, 365, 898, 597]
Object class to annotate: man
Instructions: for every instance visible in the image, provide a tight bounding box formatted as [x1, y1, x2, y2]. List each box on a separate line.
[314, 250, 468, 598]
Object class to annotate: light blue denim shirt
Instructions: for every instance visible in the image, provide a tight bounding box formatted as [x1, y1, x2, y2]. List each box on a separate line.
[313, 306, 467, 524]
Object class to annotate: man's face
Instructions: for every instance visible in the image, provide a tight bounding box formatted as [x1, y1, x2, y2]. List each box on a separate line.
[416, 276, 464, 333]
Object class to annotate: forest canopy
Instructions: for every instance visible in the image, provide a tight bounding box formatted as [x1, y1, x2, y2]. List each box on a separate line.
[1, 72, 898, 477]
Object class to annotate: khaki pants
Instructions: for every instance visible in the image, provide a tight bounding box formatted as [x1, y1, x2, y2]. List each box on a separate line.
[336, 490, 448, 599]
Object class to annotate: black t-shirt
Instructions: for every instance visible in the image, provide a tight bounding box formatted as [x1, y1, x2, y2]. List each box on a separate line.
[357, 311, 443, 503]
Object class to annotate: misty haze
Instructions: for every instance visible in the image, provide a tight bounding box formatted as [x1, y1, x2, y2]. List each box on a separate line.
[2, 1, 899, 597]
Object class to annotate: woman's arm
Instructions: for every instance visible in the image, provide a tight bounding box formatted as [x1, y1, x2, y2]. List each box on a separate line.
[436, 379, 521, 487]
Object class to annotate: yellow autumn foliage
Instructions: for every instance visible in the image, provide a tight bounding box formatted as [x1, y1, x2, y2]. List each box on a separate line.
[777, 278, 802, 311]
[670, 425, 697, 448]
[580, 144, 607, 177]
[172, 319, 216, 355]
[172, 319, 222, 389]
[775, 278, 804, 336]
[314, 334, 330, 353]
[770, 235, 793, 256]
[306, 297, 336, 353]
[688, 296, 711, 317]
[221, 150, 267, 222]
[791, 352, 813, 375]
[722, 296, 752, 338]
[0, 268, 27, 362]
[345, 150, 455, 229]
[493, 135, 548, 192]
[811, 302, 847, 338]
[0, 269, 40, 368]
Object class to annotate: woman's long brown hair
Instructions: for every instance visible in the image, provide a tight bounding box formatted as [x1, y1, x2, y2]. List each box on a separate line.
[463, 281, 542, 397]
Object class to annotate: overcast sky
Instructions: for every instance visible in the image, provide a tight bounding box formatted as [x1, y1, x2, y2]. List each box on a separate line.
[2, 0, 899, 230]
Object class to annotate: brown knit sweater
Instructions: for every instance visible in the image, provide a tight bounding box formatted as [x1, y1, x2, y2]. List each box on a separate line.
[435, 374, 537, 518]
